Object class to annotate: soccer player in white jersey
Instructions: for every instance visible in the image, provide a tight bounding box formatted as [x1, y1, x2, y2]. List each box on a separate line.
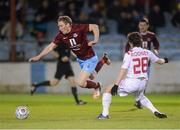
[97, 32, 168, 119]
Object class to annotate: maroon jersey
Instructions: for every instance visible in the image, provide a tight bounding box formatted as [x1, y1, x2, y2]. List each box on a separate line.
[53, 24, 95, 60]
[125, 31, 159, 52]
[141, 31, 160, 51]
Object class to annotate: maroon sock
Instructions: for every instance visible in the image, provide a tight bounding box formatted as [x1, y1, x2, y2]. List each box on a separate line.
[95, 59, 105, 73]
[85, 80, 99, 89]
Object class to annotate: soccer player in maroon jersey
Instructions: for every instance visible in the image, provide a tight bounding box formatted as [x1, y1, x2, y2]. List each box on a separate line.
[125, 18, 160, 109]
[138, 18, 160, 55]
[29, 16, 110, 99]
[125, 18, 160, 54]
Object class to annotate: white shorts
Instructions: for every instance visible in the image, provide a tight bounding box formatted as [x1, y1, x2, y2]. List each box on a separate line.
[118, 78, 147, 99]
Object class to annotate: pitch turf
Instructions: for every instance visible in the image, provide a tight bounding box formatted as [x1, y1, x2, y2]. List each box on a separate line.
[0, 93, 180, 129]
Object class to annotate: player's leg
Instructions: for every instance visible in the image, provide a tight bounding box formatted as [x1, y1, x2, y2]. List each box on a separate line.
[77, 55, 101, 98]
[77, 70, 99, 88]
[138, 95, 167, 118]
[64, 63, 84, 104]
[135, 80, 167, 118]
[97, 85, 113, 119]
[97, 78, 133, 119]
[31, 62, 63, 95]
[66, 75, 87, 105]
[89, 53, 111, 80]
[134, 64, 151, 109]
[96, 53, 111, 72]
[31, 78, 60, 95]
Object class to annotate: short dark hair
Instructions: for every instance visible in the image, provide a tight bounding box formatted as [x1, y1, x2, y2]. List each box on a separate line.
[139, 18, 149, 25]
[127, 32, 142, 47]
[57, 16, 72, 25]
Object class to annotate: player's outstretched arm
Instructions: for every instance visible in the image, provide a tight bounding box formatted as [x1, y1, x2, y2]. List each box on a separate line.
[88, 24, 99, 46]
[114, 68, 127, 85]
[110, 68, 127, 96]
[156, 58, 168, 65]
[29, 42, 57, 62]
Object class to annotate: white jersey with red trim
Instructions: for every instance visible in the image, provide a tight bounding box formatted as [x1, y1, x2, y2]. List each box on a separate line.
[121, 47, 159, 79]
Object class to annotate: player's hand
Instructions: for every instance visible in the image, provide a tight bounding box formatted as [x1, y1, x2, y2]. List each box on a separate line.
[88, 41, 97, 46]
[111, 84, 118, 96]
[61, 56, 69, 62]
[29, 55, 41, 62]
[164, 57, 168, 63]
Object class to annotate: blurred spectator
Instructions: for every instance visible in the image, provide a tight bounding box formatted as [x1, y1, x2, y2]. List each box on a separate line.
[98, 0, 106, 14]
[25, 4, 36, 31]
[89, 3, 103, 23]
[65, 2, 78, 21]
[136, 0, 156, 14]
[30, 0, 51, 46]
[149, 4, 165, 32]
[0, 0, 177, 41]
[0, 0, 10, 30]
[106, 0, 121, 20]
[171, 3, 180, 28]
[0, 1, 10, 21]
[56, 1, 66, 16]
[117, 11, 134, 35]
[117, 1, 138, 35]
[98, 18, 109, 34]
[81, 0, 92, 16]
[16, 0, 26, 23]
[156, 0, 171, 12]
[129, 0, 142, 13]
[78, 12, 90, 23]
[0, 20, 24, 40]
[89, 2, 109, 34]
[129, 0, 143, 31]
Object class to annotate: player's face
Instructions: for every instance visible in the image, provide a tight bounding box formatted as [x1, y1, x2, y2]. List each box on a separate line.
[138, 22, 149, 33]
[58, 21, 71, 34]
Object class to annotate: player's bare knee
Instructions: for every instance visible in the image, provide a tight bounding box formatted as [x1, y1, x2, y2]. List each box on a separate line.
[105, 87, 112, 93]
[70, 82, 75, 87]
[69, 80, 76, 87]
[50, 79, 59, 86]
[77, 80, 86, 88]
[50, 82, 56, 86]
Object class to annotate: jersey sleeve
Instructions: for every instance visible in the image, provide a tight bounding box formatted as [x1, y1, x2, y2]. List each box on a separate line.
[121, 53, 131, 69]
[152, 34, 160, 50]
[148, 50, 159, 63]
[52, 32, 62, 45]
[79, 24, 89, 32]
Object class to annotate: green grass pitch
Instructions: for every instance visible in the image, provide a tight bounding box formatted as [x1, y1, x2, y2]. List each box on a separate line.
[0, 93, 180, 129]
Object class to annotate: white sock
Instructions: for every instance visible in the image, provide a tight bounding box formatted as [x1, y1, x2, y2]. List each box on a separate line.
[140, 95, 159, 113]
[102, 93, 112, 116]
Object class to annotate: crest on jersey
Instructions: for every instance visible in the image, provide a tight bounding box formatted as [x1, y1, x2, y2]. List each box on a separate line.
[73, 33, 78, 37]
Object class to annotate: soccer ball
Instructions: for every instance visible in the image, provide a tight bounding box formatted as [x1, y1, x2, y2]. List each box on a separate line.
[15, 106, 29, 119]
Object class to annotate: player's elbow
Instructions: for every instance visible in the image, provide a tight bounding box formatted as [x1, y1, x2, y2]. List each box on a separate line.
[93, 24, 99, 28]
[93, 24, 99, 30]
[89, 24, 99, 31]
